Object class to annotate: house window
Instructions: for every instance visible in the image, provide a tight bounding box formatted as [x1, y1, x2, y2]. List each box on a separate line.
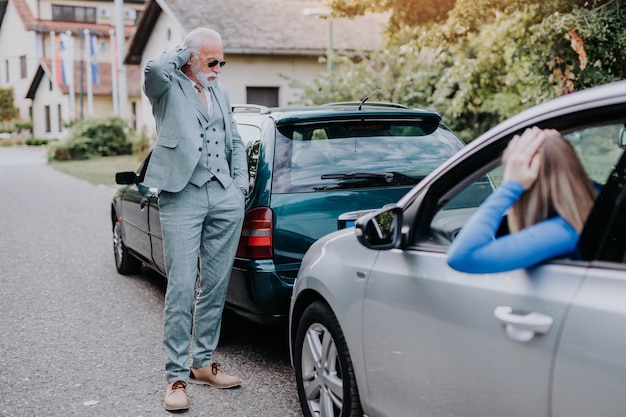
[57, 104, 63, 131]
[246, 87, 279, 107]
[19, 56, 27, 79]
[44, 106, 51, 133]
[52, 5, 96, 23]
[4, 59, 9, 82]
[131, 101, 137, 130]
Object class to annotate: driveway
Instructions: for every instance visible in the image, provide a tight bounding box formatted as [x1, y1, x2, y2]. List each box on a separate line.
[0, 146, 47, 166]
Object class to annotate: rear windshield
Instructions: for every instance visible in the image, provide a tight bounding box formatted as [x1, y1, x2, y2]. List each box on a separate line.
[272, 121, 464, 193]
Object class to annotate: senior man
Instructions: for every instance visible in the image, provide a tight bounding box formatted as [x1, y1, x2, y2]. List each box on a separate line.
[142, 27, 248, 411]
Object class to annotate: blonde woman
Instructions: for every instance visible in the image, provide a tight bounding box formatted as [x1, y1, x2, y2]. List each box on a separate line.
[447, 127, 597, 273]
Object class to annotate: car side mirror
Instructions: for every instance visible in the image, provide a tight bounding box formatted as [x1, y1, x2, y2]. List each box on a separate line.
[115, 171, 138, 185]
[355, 206, 403, 249]
[618, 127, 626, 149]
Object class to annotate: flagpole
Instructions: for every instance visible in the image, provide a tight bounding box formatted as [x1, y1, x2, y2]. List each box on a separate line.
[109, 29, 119, 116]
[50, 31, 58, 133]
[114, 0, 128, 119]
[65, 30, 76, 122]
[84, 29, 94, 117]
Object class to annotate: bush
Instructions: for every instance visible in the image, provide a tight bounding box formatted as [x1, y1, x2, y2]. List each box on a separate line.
[0, 120, 17, 134]
[0, 119, 31, 135]
[48, 116, 133, 161]
[26, 138, 51, 146]
[0, 87, 19, 121]
[130, 126, 154, 159]
[14, 120, 32, 133]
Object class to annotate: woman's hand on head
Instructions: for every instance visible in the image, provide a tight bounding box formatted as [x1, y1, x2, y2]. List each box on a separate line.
[503, 127, 549, 190]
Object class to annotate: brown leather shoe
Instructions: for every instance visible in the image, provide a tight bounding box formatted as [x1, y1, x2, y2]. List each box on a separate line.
[190, 362, 241, 388]
[164, 380, 189, 411]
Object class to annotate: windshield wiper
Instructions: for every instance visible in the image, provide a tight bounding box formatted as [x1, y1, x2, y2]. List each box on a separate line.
[321, 172, 394, 183]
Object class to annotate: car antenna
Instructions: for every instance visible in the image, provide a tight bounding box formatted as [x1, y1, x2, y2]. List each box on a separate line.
[358, 88, 379, 111]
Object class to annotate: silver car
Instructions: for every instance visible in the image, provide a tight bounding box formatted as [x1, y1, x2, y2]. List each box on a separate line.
[289, 80, 626, 417]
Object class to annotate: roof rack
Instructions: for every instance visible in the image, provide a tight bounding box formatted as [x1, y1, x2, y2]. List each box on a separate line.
[322, 101, 409, 109]
[231, 104, 271, 114]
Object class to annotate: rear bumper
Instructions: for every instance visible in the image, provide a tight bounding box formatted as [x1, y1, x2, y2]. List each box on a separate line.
[227, 258, 297, 325]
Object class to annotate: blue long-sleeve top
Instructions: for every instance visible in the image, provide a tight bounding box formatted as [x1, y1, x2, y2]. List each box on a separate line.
[447, 180, 579, 273]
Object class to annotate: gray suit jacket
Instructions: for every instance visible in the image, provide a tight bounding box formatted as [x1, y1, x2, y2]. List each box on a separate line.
[142, 47, 248, 193]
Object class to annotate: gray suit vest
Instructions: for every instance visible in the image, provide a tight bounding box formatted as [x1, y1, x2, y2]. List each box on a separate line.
[189, 89, 232, 188]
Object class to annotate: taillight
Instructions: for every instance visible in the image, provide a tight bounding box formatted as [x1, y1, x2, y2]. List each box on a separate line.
[236, 207, 273, 259]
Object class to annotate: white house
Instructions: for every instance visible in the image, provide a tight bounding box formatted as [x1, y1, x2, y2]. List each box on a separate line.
[0, 0, 146, 138]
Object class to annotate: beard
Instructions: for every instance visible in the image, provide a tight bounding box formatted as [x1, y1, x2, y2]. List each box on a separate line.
[191, 58, 219, 88]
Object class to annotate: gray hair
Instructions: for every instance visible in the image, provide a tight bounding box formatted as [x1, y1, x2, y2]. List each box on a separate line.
[183, 28, 222, 53]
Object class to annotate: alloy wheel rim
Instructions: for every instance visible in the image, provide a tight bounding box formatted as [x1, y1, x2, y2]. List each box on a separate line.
[301, 322, 343, 417]
[113, 221, 123, 268]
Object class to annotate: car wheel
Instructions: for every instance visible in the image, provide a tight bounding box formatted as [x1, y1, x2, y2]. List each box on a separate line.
[294, 301, 363, 417]
[112, 218, 142, 275]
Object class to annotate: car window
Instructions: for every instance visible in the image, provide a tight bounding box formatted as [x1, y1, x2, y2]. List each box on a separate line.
[578, 138, 626, 263]
[563, 124, 623, 185]
[137, 152, 151, 183]
[271, 121, 464, 193]
[237, 123, 262, 193]
[423, 122, 626, 249]
[427, 168, 499, 246]
[588, 177, 626, 263]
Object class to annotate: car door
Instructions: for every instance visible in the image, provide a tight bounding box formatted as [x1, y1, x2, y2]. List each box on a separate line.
[361, 230, 586, 417]
[146, 186, 165, 274]
[133, 153, 165, 274]
[118, 162, 153, 262]
[551, 147, 626, 417]
[551, 265, 626, 417]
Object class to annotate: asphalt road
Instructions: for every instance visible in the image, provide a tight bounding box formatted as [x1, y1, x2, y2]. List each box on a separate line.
[0, 147, 301, 417]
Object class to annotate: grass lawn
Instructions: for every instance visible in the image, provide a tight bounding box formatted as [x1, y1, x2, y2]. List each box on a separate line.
[49, 154, 143, 187]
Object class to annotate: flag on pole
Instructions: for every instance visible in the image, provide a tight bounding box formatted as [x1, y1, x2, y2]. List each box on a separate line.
[110, 30, 119, 115]
[90, 34, 100, 84]
[59, 32, 74, 86]
[52, 33, 60, 85]
[61, 31, 76, 121]
[54, 34, 63, 85]
[85, 29, 94, 117]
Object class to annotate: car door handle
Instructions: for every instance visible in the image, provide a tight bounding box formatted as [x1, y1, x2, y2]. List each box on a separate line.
[140, 198, 147, 210]
[494, 306, 554, 343]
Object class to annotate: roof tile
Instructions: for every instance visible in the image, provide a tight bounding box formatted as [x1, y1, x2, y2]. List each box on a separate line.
[162, 0, 387, 53]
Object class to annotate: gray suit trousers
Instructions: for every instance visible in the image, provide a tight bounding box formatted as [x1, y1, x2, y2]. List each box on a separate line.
[158, 179, 244, 382]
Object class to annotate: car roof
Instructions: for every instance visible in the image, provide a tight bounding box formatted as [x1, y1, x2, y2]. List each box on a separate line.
[232, 102, 443, 126]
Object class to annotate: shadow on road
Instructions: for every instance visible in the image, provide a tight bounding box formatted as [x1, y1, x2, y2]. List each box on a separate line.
[220, 311, 291, 360]
[126, 266, 291, 363]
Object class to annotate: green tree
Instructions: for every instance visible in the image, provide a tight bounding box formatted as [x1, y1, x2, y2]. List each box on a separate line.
[328, 0, 457, 33]
[0, 87, 19, 121]
[531, 1, 626, 95]
[292, 0, 625, 141]
[327, 0, 589, 35]
[431, 6, 545, 139]
[285, 43, 444, 107]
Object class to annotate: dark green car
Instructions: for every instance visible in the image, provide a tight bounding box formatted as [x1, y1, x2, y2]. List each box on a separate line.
[111, 102, 464, 325]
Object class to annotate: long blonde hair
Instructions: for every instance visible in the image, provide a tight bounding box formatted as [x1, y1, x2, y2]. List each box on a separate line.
[507, 132, 597, 233]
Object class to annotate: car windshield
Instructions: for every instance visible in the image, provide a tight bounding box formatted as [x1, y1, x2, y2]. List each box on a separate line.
[272, 121, 464, 193]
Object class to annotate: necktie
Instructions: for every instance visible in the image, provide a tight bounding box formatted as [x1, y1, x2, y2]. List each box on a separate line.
[195, 83, 208, 111]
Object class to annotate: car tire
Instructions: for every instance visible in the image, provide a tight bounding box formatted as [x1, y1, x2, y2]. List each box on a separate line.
[112, 217, 142, 275]
[294, 301, 363, 417]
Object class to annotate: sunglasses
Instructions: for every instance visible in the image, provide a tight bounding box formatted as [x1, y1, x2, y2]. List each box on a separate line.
[202, 58, 226, 68]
